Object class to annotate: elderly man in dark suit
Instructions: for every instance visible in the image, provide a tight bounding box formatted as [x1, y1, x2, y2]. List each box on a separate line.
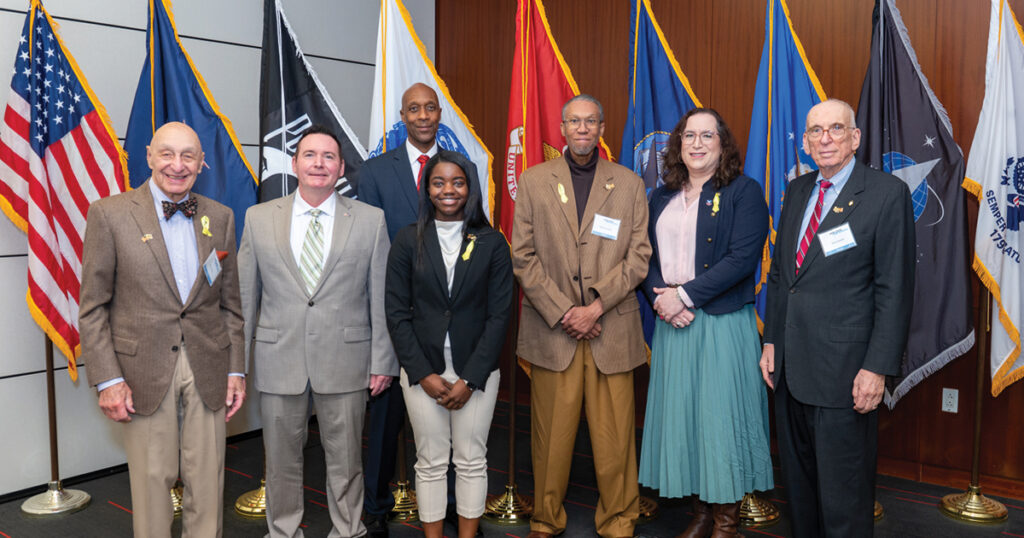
[80, 121, 246, 538]
[760, 99, 915, 537]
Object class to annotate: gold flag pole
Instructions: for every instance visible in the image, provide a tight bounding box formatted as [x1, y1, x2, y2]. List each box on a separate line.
[235, 459, 267, 517]
[485, 285, 533, 523]
[939, 287, 1007, 522]
[21, 337, 90, 515]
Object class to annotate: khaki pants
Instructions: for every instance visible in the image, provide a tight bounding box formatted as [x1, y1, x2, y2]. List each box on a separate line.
[529, 341, 639, 537]
[122, 347, 226, 538]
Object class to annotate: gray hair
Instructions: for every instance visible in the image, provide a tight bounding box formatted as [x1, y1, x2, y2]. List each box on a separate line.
[562, 94, 604, 122]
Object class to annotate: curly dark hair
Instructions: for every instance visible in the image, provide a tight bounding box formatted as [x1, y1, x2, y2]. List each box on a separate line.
[661, 108, 743, 191]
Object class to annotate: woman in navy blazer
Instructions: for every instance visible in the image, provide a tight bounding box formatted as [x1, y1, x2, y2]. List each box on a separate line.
[385, 150, 513, 538]
[638, 109, 773, 538]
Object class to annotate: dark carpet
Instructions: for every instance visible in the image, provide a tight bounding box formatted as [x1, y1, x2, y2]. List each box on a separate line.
[1, 401, 1021, 537]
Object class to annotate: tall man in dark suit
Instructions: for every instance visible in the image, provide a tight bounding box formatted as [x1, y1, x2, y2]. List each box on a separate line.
[760, 99, 915, 537]
[511, 95, 650, 538]
[80, 122, 247, 538]
[238, 125, 397, 537]
[357, 82, 440, 537]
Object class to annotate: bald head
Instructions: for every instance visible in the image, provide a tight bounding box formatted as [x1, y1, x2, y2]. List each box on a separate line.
[401, 83, 441, 153]
[147, 121, 204, 202]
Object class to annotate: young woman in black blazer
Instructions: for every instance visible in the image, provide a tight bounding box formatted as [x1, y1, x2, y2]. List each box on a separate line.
[385, 150, 513, 538]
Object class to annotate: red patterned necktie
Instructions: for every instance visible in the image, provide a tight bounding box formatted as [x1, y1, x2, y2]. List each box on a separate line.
[795, 180, 832, 274]
[416, 154, 429, 190]
[162, 197, 197, 220]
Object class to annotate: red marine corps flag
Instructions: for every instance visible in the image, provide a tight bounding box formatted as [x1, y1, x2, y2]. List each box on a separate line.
[0, 2, 127, 380]
[499, 0, 611, 238]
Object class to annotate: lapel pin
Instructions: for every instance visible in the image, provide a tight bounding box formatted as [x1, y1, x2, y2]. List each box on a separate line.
[848, 200, 854, 206]
[557, 183, 569, 204]
[201, 215, 212, 237]
[711, 192, 721, 215]
[605, 183, 615, 191]
[833, 206, 844, 213]
[141, 233, 153, 243]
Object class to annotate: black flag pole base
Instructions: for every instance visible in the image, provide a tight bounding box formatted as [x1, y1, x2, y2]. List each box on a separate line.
[235, 478, 268, 518]
[390, 481, 419, 522]
[21, 480, 90, 515]
[875, 500, 884, 522]
[739, 492, 780, 528]
[940, 485, 1008, 524]
[483, 484, 533, 525]
[637, 495, 659, 523]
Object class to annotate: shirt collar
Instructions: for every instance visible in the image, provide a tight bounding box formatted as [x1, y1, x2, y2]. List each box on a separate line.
[817, 158, 856, 190]
[293, 191, 337, 218]
[405, 138, 438, 159]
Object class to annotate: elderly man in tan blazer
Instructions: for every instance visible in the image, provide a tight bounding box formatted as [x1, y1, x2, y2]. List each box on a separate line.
[511, 95, 651, 538]
[80, 122, 246, 538]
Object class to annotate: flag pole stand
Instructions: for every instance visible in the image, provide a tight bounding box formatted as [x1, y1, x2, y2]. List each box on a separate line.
[21, 337, 90, 515]
[234, 459, 267, 517]
[171, 479, 183, 516]
[739, 493, 780, 528]
[939, 288, 1007, 523]
[485, 290, 532, 524]
[390, 423, 419, 522]
[874, 500, 884, 521]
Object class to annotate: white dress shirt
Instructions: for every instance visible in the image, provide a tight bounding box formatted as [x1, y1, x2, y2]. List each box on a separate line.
[290, 192, 336, 273]
[405, 139, 438, 188]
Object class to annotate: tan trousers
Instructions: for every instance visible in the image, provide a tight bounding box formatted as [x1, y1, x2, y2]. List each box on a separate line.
[122, 347, 226, 538]
[530, 341, 640, 537]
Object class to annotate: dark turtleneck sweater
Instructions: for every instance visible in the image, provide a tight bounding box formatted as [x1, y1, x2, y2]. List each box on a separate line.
[566, 150, 598, 224]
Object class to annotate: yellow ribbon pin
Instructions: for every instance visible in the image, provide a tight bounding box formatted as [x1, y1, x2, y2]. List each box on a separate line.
[711, 192, 721, 215]
[461, 234, 477, 261]
[201, 215, 212, 237]
[557, 183, 568, 204]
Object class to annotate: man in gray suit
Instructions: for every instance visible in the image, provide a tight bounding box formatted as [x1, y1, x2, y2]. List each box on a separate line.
[238, 125, 398, 537]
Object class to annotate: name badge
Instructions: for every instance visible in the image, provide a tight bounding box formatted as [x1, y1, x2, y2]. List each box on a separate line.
[203, 250, 222, 286]
[818, 223, 857, 256]
[591, 214, 621, 240]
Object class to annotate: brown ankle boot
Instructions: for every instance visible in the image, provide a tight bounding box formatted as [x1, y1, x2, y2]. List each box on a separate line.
[676, 498, 713, 538]
[709, 502, 742, 538]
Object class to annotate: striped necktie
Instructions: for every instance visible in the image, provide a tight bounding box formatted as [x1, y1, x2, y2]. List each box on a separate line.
[795, 180, 832, 274]
[299, 208, 325, 294]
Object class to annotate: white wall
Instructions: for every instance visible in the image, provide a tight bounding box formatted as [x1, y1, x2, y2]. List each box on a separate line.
[0, 0, 435, 497]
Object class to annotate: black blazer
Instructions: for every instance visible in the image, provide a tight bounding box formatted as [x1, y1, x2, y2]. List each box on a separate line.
[765, 162, 915, 408]
[642, 175, 768, 315]
[359, 144, 420, 240]
[385, 222, 514, 389]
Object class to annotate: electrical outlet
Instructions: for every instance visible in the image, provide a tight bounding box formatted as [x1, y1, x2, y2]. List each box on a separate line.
[941, 388, 959, 413]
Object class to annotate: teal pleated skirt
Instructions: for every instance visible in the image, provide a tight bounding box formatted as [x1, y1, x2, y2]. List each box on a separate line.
[638, 304, 774, 503]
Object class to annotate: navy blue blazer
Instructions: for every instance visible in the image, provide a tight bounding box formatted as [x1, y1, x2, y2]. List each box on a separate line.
[641, 175, 768, 315]
[359, 144, 420, 240]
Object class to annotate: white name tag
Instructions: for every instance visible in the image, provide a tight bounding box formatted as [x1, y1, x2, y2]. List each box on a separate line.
[591, 214, 621, 240]
[818, 223, 857, 256]
[203, 250, 222, 286]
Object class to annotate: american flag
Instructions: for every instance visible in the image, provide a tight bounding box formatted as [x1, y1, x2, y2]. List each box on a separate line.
[0, 2, 127, 381]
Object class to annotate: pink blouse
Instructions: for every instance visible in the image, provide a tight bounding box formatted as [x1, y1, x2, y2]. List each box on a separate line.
[655, 190, 699, 307]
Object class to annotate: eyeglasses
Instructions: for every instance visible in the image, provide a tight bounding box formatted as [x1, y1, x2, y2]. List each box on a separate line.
[806, 123, 851, 141]
[681, 131, 717, 145]
[563, 117, 600, 129]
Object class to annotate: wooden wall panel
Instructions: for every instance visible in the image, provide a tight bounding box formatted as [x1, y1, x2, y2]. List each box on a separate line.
[437, 0, 1024, 498]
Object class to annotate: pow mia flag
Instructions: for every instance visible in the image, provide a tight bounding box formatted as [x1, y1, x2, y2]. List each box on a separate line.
[259, 0, 367, 202]
[856, 0, 974, 407]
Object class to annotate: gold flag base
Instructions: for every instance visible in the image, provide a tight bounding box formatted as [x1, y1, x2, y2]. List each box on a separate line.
[739, 492, 780, 528]
[483, 484, 533, 525]
[637, 495, 659, 523]
[171, 484, 183, 516]
[939, 485, 1008, 523]
[20, 480, 90, 515]
[874, 500, 884, 521]
[235, 479, 268, 517]
[390, 481, 419, 522]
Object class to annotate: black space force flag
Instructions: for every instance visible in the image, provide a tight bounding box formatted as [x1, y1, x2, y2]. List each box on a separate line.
[856, 0, 974, 407]
[259, 0, 367, 202]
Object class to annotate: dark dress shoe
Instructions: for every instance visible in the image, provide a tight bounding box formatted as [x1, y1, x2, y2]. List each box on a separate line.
[525, 532, 553, 538]
[364, 513, 389, 538]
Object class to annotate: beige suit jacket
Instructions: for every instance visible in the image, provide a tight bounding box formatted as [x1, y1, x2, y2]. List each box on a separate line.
[511, 157, 651, 374]
[237, 192, 397, 396]
[79, 181, 245, 416]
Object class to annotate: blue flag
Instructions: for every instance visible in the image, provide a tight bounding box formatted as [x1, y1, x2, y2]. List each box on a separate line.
[744, 0, 826, 327]
[621, 0, 702, 345]
[125, 0, 257, 243]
